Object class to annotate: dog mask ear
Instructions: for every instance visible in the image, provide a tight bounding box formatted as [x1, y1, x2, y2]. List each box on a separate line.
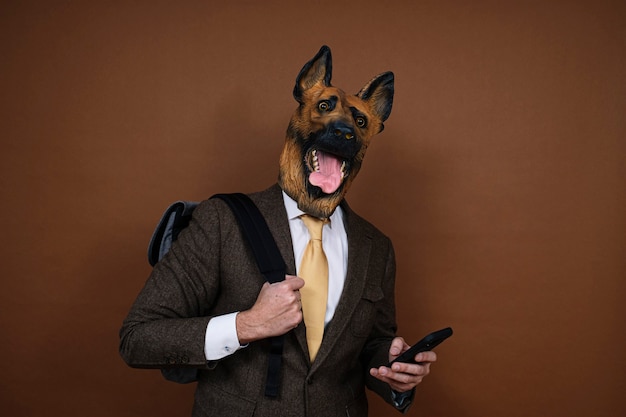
[293, 45, 333, 103]
[356, 71, 395, 131]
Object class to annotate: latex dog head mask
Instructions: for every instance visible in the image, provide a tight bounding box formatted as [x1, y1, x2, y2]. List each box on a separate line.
[278, 45, 395, 219]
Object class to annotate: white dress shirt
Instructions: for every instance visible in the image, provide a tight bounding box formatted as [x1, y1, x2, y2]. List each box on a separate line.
[204, 191, 348, 360]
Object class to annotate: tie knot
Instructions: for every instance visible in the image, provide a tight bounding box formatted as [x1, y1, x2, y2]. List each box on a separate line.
[301, 215, 327, 241]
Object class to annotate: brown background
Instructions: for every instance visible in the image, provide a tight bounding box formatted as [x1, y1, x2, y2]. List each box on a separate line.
[1, 1, 624, 416]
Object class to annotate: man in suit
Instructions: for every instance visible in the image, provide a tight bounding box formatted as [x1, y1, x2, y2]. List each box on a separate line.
[120, 46, 436, 416]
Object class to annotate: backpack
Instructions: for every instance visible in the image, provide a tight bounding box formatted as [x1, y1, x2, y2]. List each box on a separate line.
[148, 193, 286, 397]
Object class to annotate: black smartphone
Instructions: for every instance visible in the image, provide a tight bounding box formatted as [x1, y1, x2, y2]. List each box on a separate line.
[388, 327, 453, 366]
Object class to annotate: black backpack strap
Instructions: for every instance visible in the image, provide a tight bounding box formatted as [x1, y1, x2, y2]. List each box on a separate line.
[211, 193, 286, 398]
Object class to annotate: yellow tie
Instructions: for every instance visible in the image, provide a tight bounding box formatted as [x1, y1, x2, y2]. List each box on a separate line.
[299, 214, 329, 361]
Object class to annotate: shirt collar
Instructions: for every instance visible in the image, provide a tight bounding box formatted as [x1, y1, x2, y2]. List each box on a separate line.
[281, 191, 343, 227]
[282, 191, 305, 220]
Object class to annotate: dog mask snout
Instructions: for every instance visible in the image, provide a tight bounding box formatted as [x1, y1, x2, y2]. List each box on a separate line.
[316, 122, 360, 160]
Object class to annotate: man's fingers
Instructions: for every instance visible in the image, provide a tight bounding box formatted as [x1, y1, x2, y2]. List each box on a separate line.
[284, 275, 305, 290]
[389, 336, 409, 357]
[371, 362, 429, 391]
[390, 361, 431, 377]
[414, 351, 437, 364]
[373, 342, 438, 392]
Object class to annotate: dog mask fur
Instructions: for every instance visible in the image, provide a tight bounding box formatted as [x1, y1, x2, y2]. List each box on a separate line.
[278, 46, 394, 219]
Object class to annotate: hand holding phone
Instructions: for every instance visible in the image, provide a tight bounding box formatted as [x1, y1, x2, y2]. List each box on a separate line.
[388, 327, 453, 366]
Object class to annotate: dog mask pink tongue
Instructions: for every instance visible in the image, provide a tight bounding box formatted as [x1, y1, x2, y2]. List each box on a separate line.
[309, 151, 342, 194]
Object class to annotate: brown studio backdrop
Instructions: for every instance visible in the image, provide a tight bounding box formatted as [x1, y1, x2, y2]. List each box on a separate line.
[1, 1, 624, 416]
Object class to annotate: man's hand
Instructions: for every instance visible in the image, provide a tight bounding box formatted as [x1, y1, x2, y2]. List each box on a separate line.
[369, 336, 437, 393]
[236, 275, 304, 344]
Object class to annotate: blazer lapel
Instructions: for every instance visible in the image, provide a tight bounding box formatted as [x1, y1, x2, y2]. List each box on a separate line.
[255, 185, 297, 275]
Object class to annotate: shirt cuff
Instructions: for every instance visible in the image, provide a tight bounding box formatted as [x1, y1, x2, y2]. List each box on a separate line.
[204, 312, 246, 360]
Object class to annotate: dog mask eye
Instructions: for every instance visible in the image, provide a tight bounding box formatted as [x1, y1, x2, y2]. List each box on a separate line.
[355, 116, 367, 128]
[318, 101, 331, 112]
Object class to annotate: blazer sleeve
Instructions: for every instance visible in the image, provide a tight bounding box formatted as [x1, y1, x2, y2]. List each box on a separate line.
[360, 238, 416, 413]
[119, 199, 225, 369]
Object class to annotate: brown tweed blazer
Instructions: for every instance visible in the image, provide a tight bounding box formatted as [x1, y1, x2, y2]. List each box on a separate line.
[120, 184, 404, 416]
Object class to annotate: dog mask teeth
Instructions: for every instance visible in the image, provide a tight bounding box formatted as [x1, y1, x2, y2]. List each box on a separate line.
[312, 149, 319, 172]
